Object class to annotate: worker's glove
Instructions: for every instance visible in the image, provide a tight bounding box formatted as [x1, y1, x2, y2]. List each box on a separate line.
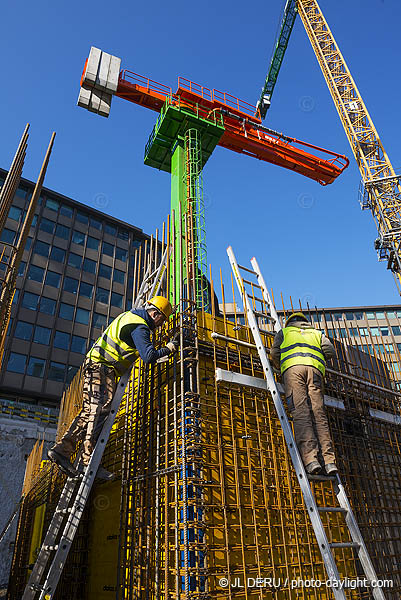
[166, 339, 179, 354]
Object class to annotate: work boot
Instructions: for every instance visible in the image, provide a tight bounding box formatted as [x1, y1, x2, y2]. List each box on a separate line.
[305, 461, 322, 475]
[47, 448, 78, 478]
[325, 463, 338, 475]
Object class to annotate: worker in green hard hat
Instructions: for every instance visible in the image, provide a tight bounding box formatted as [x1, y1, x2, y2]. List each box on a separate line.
[270, 311, 337, 476]
[48, 296, 178, 480]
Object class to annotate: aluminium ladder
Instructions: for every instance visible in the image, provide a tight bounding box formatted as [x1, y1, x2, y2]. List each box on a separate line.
[22, 248, 169, 600]
[227, 245, 386, 600]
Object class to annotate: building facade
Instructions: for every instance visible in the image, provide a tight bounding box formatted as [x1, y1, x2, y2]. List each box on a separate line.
[0, 168, 150, 408]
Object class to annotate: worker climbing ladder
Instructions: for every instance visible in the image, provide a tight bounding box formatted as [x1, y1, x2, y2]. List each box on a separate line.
[21, 249, 169, 600]
[227, 245, 386, 600]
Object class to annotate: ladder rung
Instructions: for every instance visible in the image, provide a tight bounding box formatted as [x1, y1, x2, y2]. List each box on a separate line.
[330, 542, 360, 549]
[246, 293, 265, 304]
[307, 474, 336, 482]
[253, 310, 275, 321]
[242, 278, 262, 289]
[237, 263, 257, 275]
[318, 507, 347, 513]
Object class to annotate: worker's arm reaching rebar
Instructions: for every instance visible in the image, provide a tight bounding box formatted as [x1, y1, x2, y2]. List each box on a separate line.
[131, 324, 171, 364]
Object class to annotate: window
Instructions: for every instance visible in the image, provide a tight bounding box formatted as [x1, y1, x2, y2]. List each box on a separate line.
[33, 240, 50, 258]
[113, 269, 125, 284]
[354, 312, 363, 320]
[27, 265, 44, 283]
[66, 365, 79, 384]
[33, 325, 51, 345]
[332, 312, 343, 321]
[79, 281, 93, 299]
[392, 362, 400, 373]
[96, 287, 109, 304]
[104, 223, 117, 236]
[99, 263, 111, 279]
[60, 204, 73, 218]
[15, 187, 27, 201]
[111, 292, 123, 308]
[344, 312, 354, 320]
[376, 312, 385, 320]
[0, 228, 15, 244]
[89, 217, 102, 230]
[397, 343, 401, 353]
[39, 217, 55, 235]
[63, 277, 78, 294]
[392, 326, 401, 336]
[59, 303, 74, 320]
[349, 327, 359, 337]
[26, 356, 45, 378]
[71, 335, 86, 354]
[93, 312, 107, 328]
[25, 237, 32, 250]
[68, 252, 82, 269]
[7, 352, 27, 374]
[45, 198, 59, 212]
[39, 297, 56, 315]
[15, 321, 33, 341]
[87, 235, 99, 250]
[115, 247, 127, 262]
[55, 224, 69, 239]
[366, 311, 375, 320]
[45, 271, 61, 288]
[76, 211, 89, 225]
[72, 231, 85, 245]
[386, 343, 394, 353]
[380, 326, 389, 336]
[102, 241, 114, 256]
[22, 291, 39, 310]
[118, 228, 129, 241]
[83, 257, 96, 273]
[31, 214, 38, 228]
[9, 206, 22, 221]
[18, 261, 26, 276]
[12, 289, 19, 304]
[50, 246, 65, 262]
[54, 331, 70, 350]
[48, 361, 65, 382]
[132, 238, 142, 250]
[359, 327, 369, 337]
[76, 308, 90, 325]
[370, 327, 380, 337]
[387, 312, 396, 319]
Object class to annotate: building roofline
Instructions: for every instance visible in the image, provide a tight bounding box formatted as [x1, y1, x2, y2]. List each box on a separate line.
[277, 304, 401, 312]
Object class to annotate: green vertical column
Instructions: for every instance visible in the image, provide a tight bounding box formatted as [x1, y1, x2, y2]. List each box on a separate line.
[170, 137, 186, 307]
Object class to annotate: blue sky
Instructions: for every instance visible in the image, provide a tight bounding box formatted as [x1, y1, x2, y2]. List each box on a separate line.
[1, 0, 400, 309]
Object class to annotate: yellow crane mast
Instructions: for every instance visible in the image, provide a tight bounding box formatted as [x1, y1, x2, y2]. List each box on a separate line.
[297, 0, 401, 291]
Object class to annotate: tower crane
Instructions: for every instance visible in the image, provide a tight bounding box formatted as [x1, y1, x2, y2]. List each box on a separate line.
[258, 0, 401, 293]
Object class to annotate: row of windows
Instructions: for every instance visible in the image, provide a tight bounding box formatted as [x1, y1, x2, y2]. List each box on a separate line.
[18, 291, 109, 327]
[332, 325, 401, 339]
[357, 343, 401, 357]
[7, 352, 79, 384]
[311, 310, 401, 322]
[14, 320, 89, 353]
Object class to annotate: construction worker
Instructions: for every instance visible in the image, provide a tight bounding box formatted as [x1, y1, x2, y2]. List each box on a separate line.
[270, 312, 337, 476]
[48, 296, 178, 480]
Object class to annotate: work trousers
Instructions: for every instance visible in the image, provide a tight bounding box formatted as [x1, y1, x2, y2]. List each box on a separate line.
[283, 364, 335, 466]
[53, 358, 117, 466]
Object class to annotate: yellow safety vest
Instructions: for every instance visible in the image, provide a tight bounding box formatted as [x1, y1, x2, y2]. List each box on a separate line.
[87, 312, 148, 375]
[280, 326, 326, 376]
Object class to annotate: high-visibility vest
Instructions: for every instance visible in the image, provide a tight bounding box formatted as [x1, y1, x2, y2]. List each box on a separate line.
[280, 326, 326, 376]
[87, 312, 149, 375]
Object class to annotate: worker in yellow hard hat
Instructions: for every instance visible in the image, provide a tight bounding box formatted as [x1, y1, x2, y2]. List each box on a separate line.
[270, 311, 337, 476]
[48, 295, 177, 480]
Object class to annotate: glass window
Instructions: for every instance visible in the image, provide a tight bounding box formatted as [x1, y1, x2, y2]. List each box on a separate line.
[93, 312, 107, 328]
[76, 308, 90, 325]
[33, 240, 50, 258]
[87, 235, 99, 250]
[31, 214, 38, 228]
[392, 326, 401, 336]
[71, 335, 86, 354]
[59, 303, 74, 320]
[66, 365, 79, 384]
[376, 312, 385, 320]
[104, 223, 117, 236]
[115, 247, 127, 262]
[349, 327, 358, 337]
[12, 289, 19, 304]
[392, 362, 400, 373]
[39, 297, 56, 315]
[39, 217, 55, 235]
[397, 343, 401, 353]
[386, 343, 394, 353]
[111, 292, 123, 308]
[55, 223, 69, 239]
[25, 237, 32, 250]
[102, 241, 114, 256]
[6, 317, 12, 334]
[344, 312, 354, 321]
[359, 327, 369, 337]
[132, 238, 142, 250]
[0, 228, 15, 244]
[26, 356, 45, 378]
[33, 325, 51, 345]
[117, 228, 129, 241]
[45, 198, 59, 212]
[354, 312, 363, 320]
[63, 276, 78, 294]
[366, 311, 375, 320]
[60, 204, 73, 218]
[380, 326, 389, 337]
[99, 263, 111, 279]
[370, 327, 380, 337]
[332, 312, 343, 321]
[48, 361, 65, 382]
[9, 206, 22, 221]
[79, 281, 93, 299]
[68, 252, 82, 269]
[45, 271, 61, 288]
[50, 246, 65, 262]
[22, 291, 39, 310]
[386, 311, 396, 319]
[83, 257, 96, 273]
[113, 269, 125, 284]
[18, 261, 26, 276]
[15, 321, 33, 341]
[89, 217, 102, 230]
[72, 230, 85, 245]
[76, 211, 89, 225]
[27, 265, 44, 283]
[96, 287, 109, 304]
[7, 352, 27, 374]
[15, 187, 27, 201]
[54, 331, 70, 350]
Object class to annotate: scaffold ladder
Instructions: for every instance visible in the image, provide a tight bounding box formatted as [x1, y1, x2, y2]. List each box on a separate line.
[227, 245, 386, 600]
[22, 250, 168, 600]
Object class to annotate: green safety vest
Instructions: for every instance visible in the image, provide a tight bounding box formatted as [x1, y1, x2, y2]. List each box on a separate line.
[280, 326, 326, 376]
[87, 312, 149, 375]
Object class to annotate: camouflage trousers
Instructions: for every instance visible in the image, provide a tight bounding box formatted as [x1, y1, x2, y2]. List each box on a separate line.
[53, 358, 117, 466]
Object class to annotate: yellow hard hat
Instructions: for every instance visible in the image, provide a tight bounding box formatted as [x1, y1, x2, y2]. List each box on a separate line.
[285, 312, 308, 327]
[148, 296, 173, 319]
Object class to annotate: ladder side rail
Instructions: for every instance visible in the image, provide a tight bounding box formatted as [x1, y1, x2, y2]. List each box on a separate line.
[133, 245, 169, 308]
[250, 256, 281, 332]
[227, 246, 346, 596]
